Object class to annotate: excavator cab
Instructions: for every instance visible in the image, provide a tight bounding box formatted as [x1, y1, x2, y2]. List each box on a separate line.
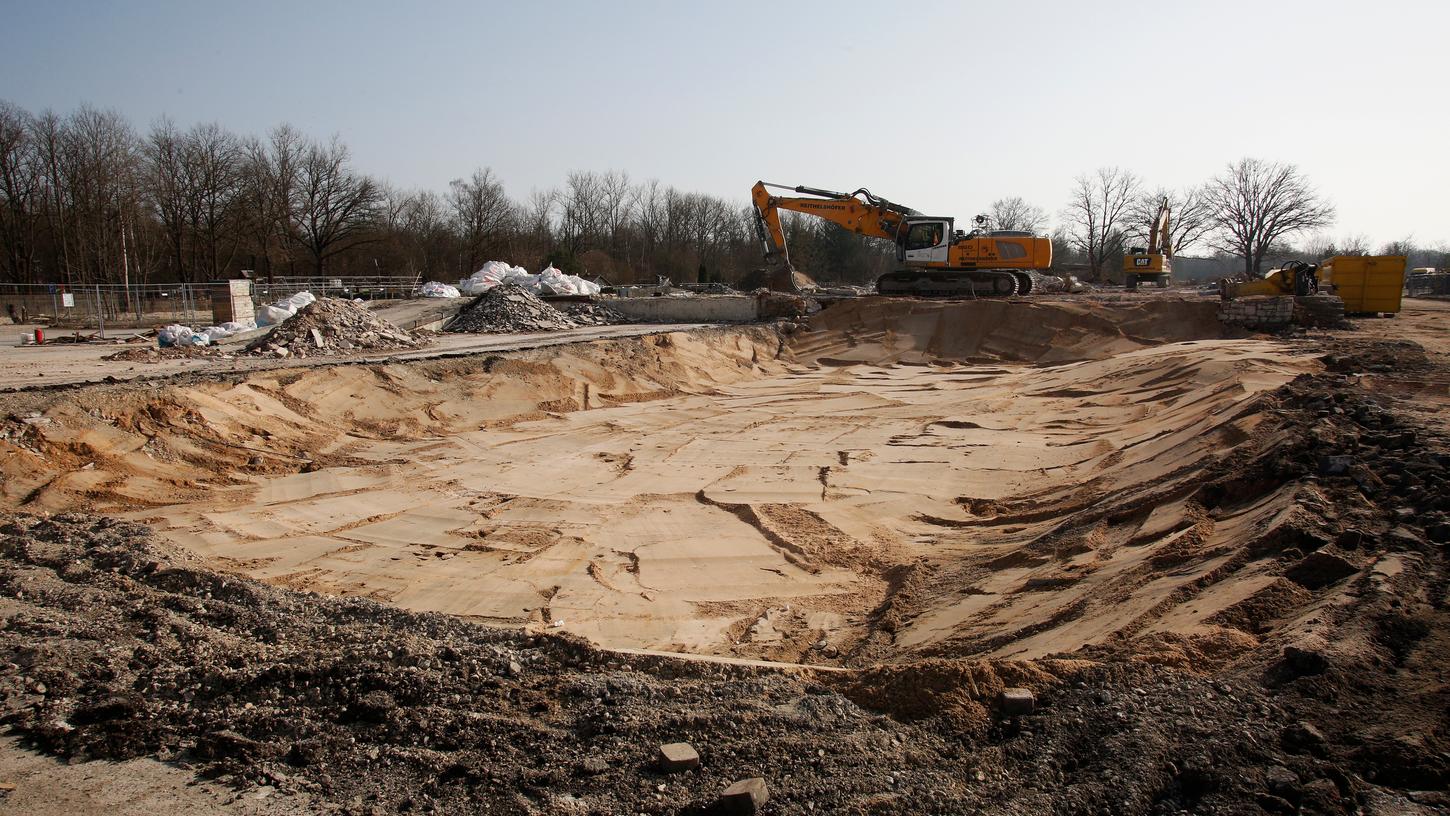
[899, 218, 953, 266]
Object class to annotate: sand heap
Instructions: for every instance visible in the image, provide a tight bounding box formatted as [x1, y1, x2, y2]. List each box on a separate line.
[558, 301, 631, 326]
[447, 282, 579, 333]
[245, 297, 423, 358]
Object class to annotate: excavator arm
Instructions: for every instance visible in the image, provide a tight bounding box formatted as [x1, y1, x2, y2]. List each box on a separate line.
[1147, 199, 1172, 257]
[751, 181, 918, 291]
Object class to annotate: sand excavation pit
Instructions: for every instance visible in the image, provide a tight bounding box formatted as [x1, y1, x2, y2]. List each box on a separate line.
[3, 298, 1322, 663]
[4, 296, 1450, 813]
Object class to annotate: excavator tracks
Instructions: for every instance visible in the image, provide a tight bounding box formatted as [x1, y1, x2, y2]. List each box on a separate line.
[875, 269, 1035, 298]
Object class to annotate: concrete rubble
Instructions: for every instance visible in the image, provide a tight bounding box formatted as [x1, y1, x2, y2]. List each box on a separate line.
[557, 300, 632, 326]
[446, 282, 580, 333]
[244, 297, 424, 358]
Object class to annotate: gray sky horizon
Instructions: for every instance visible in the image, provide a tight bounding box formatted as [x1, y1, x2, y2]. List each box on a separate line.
[3, 0, 1446, 252]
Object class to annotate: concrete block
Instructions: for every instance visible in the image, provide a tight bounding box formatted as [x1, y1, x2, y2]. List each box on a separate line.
[657, 742, 699, 772]
[998, 687, 1036, 715]
[718, 777, 768, 814]
[606, 295, 759, 323]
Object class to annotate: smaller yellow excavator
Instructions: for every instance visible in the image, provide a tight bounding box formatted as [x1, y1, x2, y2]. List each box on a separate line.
[1122, 199, 1172, 289]
[1220, 260, 1321, 298]
[751, 181, 1052, 297]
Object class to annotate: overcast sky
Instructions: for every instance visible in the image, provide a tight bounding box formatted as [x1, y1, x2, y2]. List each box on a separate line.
[3, 0, 1446, 249]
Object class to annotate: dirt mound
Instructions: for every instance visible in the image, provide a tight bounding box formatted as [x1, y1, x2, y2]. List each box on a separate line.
[102, 345, 225, 362]
[447, 283, 578, 333]
[790, 296, 1242, 365]
[4, 512, 1446, 814]
[245, 297, 423, 358]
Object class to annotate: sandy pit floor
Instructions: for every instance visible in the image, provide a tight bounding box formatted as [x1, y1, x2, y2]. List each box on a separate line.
[135, 337, 1312, 663]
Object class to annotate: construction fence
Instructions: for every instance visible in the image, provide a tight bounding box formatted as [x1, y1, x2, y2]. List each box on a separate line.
[1406, 273, 1450, 297]
[0, 276, 422, 331]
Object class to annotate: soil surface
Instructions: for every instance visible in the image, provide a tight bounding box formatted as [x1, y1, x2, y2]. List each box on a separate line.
[0, 297, 1446, 814]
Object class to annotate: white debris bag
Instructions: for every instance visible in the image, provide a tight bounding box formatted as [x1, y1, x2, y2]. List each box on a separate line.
[460, 261, 525, 295]
[538, 265, 579, 295]
[255, 304, 294, 327]
[157, 324, 195, 348]
[281, 291, 316, 311]
[194, 317, 258, 345]
[418, 281, 461, 298]
[255, 291, 316, 326]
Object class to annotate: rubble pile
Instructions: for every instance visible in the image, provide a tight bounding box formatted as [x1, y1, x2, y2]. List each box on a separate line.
[446, 282, 579, 333]
[245, 297, 423, 358]
[103, 345, 226, 362]
[559, 300, 632, 326]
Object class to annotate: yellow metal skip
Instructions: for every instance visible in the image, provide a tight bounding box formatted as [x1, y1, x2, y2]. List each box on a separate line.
[1319, 255, 1407, 314]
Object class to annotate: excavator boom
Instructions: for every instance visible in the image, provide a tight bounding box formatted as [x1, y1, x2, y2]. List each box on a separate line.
[752, 181, 916, 291]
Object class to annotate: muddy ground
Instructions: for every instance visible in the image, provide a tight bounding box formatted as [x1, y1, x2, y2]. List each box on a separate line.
[0, 298, 1447, 814]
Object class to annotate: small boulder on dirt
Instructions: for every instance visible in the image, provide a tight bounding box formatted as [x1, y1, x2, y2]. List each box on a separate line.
[1284, 551, 1358, 589]
[657, 742, 700, 772]
[718, 777, 768, 814]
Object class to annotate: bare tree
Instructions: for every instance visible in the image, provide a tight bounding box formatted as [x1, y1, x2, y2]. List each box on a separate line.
[0, 101, 42, 281]
[289, 136, 379, 276]
[1062, 167, 1140, 281]
[1205, 158, 1334, 277]
[559, 170, 606, 258]
[1127, 185, 1214, 256]
[1380, 236, 1415, 256]
[1336, 234, 1371, 256]
[447, 167, 512, 273]
[989, 196, 1046, 232]
[238, 124, 305, 278]
[145, 118, 190, 280]
[185, 123, 243, 280]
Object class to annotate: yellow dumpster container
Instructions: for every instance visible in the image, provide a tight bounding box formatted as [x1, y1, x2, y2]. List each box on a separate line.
[1319, 255, 1407, 314]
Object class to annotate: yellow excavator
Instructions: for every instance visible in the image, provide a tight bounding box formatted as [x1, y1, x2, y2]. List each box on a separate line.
[751, 181, 1052, 297]
[1220, 260, 1321, 298]
[1122, 199, 1172, 289]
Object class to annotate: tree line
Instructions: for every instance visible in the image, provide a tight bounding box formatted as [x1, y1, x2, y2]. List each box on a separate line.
[1, 100, 1444, 289]
[0, 102, 769, 287]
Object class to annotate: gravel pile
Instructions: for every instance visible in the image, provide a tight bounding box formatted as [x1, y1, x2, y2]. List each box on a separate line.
[559, 301, 632, 326]
[446, 283, 578, 333]
[245, 297, 423, 358]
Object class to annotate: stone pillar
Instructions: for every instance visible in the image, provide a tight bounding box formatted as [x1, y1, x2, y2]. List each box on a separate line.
[212, 279, 254, 325]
